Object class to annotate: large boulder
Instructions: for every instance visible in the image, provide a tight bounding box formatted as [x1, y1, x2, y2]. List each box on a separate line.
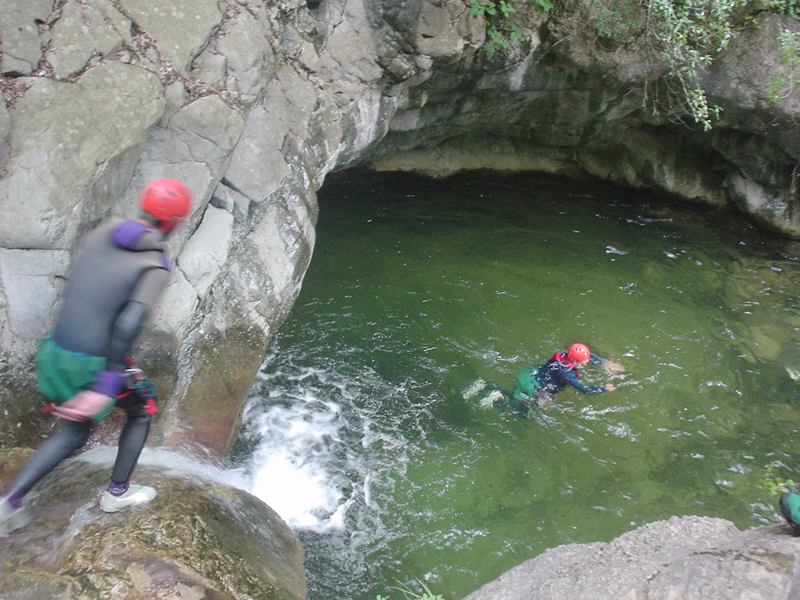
[0, 447, 306, 600]
[0, 61, 165, 345]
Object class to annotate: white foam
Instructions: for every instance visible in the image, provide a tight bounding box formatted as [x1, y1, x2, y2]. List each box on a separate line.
[250, 447, 344, 532]
[237, 356, 378, 533]
[76, 445, 250, 490]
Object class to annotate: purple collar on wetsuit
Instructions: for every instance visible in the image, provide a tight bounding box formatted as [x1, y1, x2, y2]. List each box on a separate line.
[112, 220, 171, 270]
[113, 220, 153, 248]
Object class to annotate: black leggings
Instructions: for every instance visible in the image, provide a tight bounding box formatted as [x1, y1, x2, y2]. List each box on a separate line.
[7, 395, 151, 502]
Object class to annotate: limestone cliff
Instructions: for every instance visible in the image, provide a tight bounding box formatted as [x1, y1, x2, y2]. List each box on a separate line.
[1, 0, 799, 461]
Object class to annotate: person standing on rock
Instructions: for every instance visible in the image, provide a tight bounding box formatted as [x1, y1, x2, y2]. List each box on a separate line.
[0, 179, 192, 534]
[464, 343, 625, 417]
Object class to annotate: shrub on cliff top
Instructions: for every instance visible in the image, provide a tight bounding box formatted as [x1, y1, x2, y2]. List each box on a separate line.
[471, 0, 800, 129]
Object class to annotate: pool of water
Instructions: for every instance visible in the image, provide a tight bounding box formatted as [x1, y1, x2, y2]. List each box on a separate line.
[229, 169, 800, 600]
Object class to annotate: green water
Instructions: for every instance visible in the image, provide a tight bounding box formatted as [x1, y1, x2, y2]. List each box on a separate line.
[235, 169, 800, 600]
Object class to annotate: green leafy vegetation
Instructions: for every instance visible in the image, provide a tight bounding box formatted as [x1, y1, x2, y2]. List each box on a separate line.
[644, 0, 747, 129]
[769, 28, 800, 103]
[469, 0, 800, 129]
[760, 461, 798, 496]
[766, 0, 800, 18]
[763, 0, 800, 103]
[470, 0, 552, 58]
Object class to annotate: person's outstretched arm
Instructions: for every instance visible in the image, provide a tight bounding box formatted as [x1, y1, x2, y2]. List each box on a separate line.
[563, 369, 609, 394]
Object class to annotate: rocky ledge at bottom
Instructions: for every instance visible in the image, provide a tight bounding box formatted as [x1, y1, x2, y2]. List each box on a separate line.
[463, 515, 800, 600]
[0, 447, 306, 600]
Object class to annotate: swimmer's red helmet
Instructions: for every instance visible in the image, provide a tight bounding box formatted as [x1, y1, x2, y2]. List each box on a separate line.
[567, 343, 591, 363]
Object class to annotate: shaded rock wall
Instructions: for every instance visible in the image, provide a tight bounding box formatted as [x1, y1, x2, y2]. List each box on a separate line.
[1, 0, 800, 459]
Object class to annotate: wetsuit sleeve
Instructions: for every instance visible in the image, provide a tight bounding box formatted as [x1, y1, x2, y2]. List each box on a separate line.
[589, 353, 604, 366]
[106, 267, 170, 371]
[563, 369, 606, 394]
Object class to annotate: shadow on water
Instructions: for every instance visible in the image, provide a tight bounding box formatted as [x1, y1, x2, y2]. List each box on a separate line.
[229, 170, 800, 600]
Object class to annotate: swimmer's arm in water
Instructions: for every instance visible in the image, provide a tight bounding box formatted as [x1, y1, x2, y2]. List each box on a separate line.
[589, 352, 625, 374]
[564, 369, 607, 394]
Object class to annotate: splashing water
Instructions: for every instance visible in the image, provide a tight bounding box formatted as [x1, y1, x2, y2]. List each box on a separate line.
[245, 362, 355, 532]
[234, 342, 420, 527]
[77, 445, 250, 490]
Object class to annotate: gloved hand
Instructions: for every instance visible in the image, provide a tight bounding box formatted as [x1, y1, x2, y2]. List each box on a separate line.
[52, 390, 115, 422]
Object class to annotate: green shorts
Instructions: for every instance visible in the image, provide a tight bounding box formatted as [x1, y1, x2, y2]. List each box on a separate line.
[35, 336, 114, 421]
[513, 366, 541, 402]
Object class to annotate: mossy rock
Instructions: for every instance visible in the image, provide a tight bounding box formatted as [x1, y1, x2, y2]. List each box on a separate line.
[0, 449, 306, 600]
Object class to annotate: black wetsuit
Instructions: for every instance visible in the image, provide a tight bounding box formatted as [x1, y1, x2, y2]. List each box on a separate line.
[535, 351, 607, 396]
[6, 218, 170, 505]
[506, 352, 608, 417]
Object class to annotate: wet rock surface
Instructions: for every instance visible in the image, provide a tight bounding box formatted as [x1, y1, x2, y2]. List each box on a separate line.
[0, 448, 305, 600]
[463, 515, 800, 600]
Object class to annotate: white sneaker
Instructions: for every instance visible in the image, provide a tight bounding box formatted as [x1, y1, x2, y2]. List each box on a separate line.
[478, 395, 495, 409]
[478, 389, 505, 409]
[462, 378, 487, 400]
[0, 498, 30, 536]
[100, 485, 157, 513]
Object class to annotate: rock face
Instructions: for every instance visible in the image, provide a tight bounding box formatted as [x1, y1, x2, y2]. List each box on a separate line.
[3, 2, 800, 598]
[0, 448, 306, 600]
[462, 515, 800, 600]
[2, 0, 800, 460]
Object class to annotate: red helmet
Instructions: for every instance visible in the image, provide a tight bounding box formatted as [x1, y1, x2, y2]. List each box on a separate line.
[567, 343, 590, 363]
[139, 179, 192, 233]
